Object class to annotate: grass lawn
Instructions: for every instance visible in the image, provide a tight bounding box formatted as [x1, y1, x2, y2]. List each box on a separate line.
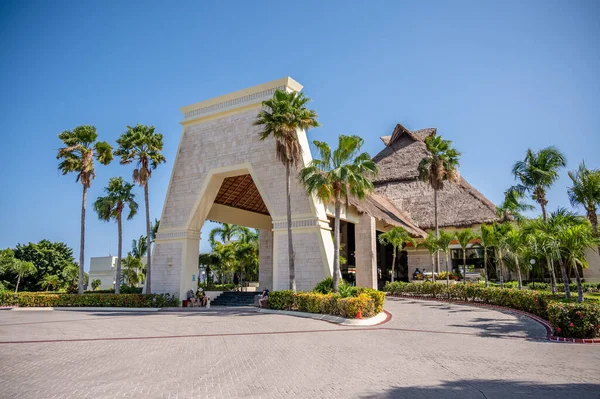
[584, 292, 600, 300]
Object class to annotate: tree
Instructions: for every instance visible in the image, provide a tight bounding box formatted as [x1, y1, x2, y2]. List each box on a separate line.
[490, 222, 513, 289]
[455, 229, 477, 284]
[11, 259, 36, 292]
[300, 135, 377, 292]
[115, 124, 166, 294]
[255, 89, 320, 291]
[40, 274, 61, 291]
[208, 223, 246, 245]
[93, 177, 138, 294]
[122, 254, 144, 287]
[547, 208, 581, 298]
[496, 188, 535, 223]
[91, 279, 101, 291]
[378, 227, 417, 283]
[567, 161, 600, 255]
[503, 229, 526, 290]
[437, 230, 455, 290]
[57, 125, 113, 294]
[421, 233, 440, 281]
[522, 219, 559, 294]
[62, 265, 79, 293]
[417, 135, 461, 282]
[512, 146, 567, 221]
[556, 222, 600, 302]
[478, 224, 495, 287]
[131, 235, 148, 259]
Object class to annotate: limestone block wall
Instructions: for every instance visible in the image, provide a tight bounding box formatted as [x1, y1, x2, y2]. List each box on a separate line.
[152, 241, 183, 295]
[584, 248, 600, 283]
[355, 213, 377, 289]
[259, 229, 273, 290]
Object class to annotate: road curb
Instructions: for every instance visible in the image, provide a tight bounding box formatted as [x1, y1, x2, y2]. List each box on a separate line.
[8, 307, 161, 312]
[257, 309, 390, 326]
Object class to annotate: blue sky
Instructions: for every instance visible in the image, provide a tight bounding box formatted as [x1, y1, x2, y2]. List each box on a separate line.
[0, 1, 599, 269]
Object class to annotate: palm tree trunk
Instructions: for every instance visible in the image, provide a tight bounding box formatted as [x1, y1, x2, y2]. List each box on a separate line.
[79, 185, 87, 294]
[333, 194, 341, 291]
[497, 249, 504, 288]
[516, 258, 522, 290]
[463, 249, 466, 284]
[14, 275, 20, 293]
[144, 182, 152, 294]
[434, 188, 439, 282]
[556, 249, 570, 298]
[483, 248, 488, 287]
[285, 162, 296, 292]
[116, 213, 122, 295]
[391, 247, 397, 283]
[547, 256, 557, 294]
[445, 252, 450, 297]
[588, 210, 599, 256]
[540, 201, 548, 222]
[572, 257, 584, 303]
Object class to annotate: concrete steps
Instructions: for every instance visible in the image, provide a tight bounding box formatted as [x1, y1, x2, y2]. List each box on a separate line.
[211, 292, 257, 307]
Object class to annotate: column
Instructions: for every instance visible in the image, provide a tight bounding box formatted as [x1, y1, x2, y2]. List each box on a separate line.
[259, 229, 273, 291]
[355, 213, 377, 289]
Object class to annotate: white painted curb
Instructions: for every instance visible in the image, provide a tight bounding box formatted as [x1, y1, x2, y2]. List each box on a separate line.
[9, 307, 161, 312]
[258, 309, 388, 326]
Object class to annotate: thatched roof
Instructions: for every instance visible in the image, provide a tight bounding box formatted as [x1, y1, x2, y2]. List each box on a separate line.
[349, 194, 426, 237]
[373, 124, 497, 229]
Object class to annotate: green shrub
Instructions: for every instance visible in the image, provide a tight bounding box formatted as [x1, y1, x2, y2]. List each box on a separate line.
[0, 292, 179, 308]
[338, 282, 358, 298]
[338, 293, 375, 318]
[313, 277, 334, 294]
[268, 290, 296, 310]
[547, 301, 600, 338]
[526, 282, 550, 290]
[198, 283, 235, 291]
[357, 288, 385, 314]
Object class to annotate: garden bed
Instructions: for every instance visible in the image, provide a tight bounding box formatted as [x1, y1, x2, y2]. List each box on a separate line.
[0, 291, 179, 308]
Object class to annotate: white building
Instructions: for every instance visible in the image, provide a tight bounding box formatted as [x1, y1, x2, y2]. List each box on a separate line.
[88, 256, 147, 290]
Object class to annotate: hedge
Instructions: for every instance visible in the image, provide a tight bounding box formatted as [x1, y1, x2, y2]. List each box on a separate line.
[268, 289, 384, 319]
[384, 281, 600, 339]
[0, 291, 179, 308]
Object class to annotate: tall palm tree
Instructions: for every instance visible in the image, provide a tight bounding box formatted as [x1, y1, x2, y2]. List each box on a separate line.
[496, 188, 535, 223]
[208, 223, 246, 245]
[418, 135, 461, 281]
[10, 259, 36, 293]
[557, 222, 600, 302]
[254, 89, 320, 291]
[93, 177, 138, 294]
[478, 224, 495, 287]
[489, 222, 512, 288]
[57, 125, 113, 294]
[300, 135, 378, 292]
[503, 229, 526, 290]
[522, 223, 558, 294]
[421, 233, 440, 282]
[114, 124, 166, 294]
[512, 146, 567, 221]
[567, 161, 600, 255]
[378, 227, 417, 283]
[547, 208, 581, 298]
[436, 230, 455, 290]
[456, 229, 477, 284]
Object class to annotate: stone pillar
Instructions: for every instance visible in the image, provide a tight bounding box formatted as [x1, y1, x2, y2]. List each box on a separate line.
[259, 229, 273, 291]
[355, 213, 377, 289]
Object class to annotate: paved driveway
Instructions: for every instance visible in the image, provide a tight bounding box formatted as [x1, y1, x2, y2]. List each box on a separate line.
[1, 297, 599, 398]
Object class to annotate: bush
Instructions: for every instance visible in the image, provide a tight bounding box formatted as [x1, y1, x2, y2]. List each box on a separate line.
[313, 277, 334, 294]
[357, 288, 385, 314]
[0, 292, 179, 308]
[198, 283, 235, 291]
[268, 290, 296, 310]
[547, 301, 600, 338]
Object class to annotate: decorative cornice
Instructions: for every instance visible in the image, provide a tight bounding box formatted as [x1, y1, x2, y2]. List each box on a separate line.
[272, 218, 330, 231]
[155, 230, 201, 242]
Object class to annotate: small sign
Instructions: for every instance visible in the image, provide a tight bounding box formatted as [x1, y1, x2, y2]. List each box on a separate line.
[192, 274, 196, 282]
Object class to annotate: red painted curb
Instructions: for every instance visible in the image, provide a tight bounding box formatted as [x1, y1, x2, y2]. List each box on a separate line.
[388, 293, 600, 345]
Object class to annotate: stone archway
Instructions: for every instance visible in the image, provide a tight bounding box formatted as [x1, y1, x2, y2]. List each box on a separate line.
[153, 77, 335, 300]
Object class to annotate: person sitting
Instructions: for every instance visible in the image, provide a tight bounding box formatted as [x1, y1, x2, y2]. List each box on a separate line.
[412, 268, 422, 280]
[258, 288, 269, 308]
[196, 288, 207, 307]
[186, 289, 198, 307]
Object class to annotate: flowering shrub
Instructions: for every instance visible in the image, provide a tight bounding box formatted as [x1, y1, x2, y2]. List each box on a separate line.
[547, 301, 600, 338]
[0, 291, 179, 308]
[268, 289, 382, 319]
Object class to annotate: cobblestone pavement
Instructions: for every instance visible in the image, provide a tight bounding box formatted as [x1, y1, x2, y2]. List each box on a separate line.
[1, 297, 599, 398]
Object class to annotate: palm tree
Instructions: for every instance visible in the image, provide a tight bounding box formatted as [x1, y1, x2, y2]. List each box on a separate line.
[418, 135, 461, 281]
[512, 146, 567, 221]
[421, 233, 440, 282]
[556, 222, 600, 302]
[547, 208, 580, 298]
[57, 125, 113, 294]
[503, 229, 526, 289]
[40, 274, 61, 292]
[234, 231, 259, 290]
[456, 229, 477, 284]
[122, 254, 144, 287]
[489, 222, 512, 288]
[437, 230, 455, 290]
[255, 89, 320, 291]
[378, 227, 417, 283]
[208, 223, 246, 245]
[131, 235, 148, 260]
[114, 124, 166, 294]
[10, 259, 36, 292]
[496, 188, 535, 223]
[523, 225, 557, 294]
[567, 161, 600, 255]
[478, 224, 495, 287]
[300, 135, 378, 292]
[93, 177, 138, 294]
[91, 279, 102, 291]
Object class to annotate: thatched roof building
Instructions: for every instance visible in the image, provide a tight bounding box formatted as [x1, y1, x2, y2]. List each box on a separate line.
[349, 194, 426, 237]
[372, 124, 497, 230]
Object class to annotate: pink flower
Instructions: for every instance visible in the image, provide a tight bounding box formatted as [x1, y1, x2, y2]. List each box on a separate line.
[557, 327, 561, 332]
[569, 322, 574, 327]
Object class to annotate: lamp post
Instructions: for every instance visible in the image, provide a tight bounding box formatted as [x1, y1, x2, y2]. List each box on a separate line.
[530, 259, 536, 288]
